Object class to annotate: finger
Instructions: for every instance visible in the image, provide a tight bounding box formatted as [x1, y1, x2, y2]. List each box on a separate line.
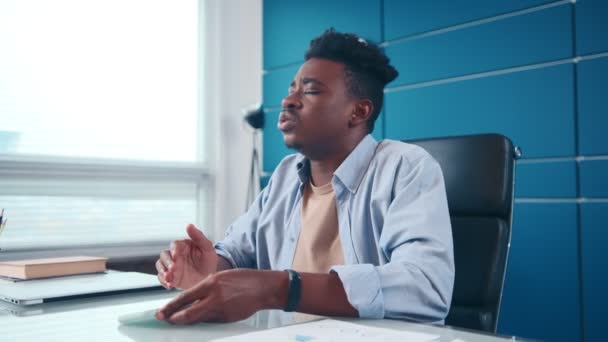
[167, 298, 214, 324]
[157, 273, 172, 289]
[155, 260, 173, 289]
[186, 224, 214, 251]
[156, 283, 210, 320]
[159, 249, 176, 283]
[159, 249, 174, 269]
[169, 240, 186, 259]
[156, 258, 167, 274]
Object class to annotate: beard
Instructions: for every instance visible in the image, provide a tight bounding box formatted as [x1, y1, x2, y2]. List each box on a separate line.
[282, 133, 302, 151]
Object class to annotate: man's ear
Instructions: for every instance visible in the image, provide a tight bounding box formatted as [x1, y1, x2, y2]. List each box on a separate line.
[349, 99, 374, 127]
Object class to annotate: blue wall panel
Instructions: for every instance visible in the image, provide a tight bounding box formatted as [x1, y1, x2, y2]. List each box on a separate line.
[384, 0, 553, 40]
[580, 203, 608, 342]
[515, 161, 577, 198]
[576, 0, 608, 55]
[579, 160, 608, 198]
[385, 64, 575, 158]
[498, 203, 581, 342]
[263, 0, 381, 69]
[263, 2, 602, 340]
[386, 5, 572, 86]
[264, 65, 300, 108]
[263, 110, 293, 171]
[260, 174, 271, 189]
[577, 57, 608, 155]
[371, 110, 384, 141]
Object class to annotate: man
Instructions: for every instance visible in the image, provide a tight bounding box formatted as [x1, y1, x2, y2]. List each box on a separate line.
[155, 29, 454, 324]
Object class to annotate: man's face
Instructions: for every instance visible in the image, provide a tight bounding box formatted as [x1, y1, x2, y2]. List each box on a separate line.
[278, 58, 356, 158]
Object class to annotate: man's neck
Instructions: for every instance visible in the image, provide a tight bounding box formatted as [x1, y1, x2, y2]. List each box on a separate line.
[308, 134, 366, 186]
[309, 158, 343, 186]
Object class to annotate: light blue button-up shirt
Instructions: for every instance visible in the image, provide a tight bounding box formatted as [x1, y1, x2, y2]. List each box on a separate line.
[215, 135, 454, 322]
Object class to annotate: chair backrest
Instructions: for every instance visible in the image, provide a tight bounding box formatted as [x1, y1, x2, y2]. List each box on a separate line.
[407, 133, 516, 332]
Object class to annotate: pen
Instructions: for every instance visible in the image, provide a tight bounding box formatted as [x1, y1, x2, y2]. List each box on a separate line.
[0, 208, 6, 236]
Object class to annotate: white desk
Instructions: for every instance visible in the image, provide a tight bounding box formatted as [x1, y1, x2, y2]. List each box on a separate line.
[0, 290, 529, 341]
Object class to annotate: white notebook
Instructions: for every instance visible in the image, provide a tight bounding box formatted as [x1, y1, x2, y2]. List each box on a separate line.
[0, 271, 162, 305]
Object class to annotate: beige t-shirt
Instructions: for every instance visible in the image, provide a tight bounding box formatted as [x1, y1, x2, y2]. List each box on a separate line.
[291, 181, 345, 273]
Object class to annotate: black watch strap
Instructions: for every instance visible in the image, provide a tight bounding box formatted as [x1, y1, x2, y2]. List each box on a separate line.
[284, 269, 301, 312]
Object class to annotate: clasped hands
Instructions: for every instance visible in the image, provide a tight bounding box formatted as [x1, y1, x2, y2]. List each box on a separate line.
[154, 224, 287, 324]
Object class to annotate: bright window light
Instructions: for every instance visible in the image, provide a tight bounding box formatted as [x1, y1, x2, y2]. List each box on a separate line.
[0, 0, 200, 162]
[0, 0, 206, 249]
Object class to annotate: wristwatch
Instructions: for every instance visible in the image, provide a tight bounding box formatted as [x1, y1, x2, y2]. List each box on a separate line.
[284, 269, 301, 312]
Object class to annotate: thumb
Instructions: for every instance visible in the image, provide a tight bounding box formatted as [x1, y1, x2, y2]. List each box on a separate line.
[186, 224, 213, 251]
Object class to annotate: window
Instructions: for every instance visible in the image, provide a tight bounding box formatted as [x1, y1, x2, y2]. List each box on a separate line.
[0, 0, 208, 249]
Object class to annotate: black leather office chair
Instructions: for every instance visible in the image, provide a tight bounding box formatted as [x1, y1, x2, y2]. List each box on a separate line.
[408, 133, 518, 333]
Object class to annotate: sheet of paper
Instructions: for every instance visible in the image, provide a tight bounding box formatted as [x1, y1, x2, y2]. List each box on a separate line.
[118, 308, 165, 327]
[210, 318, 439, 342]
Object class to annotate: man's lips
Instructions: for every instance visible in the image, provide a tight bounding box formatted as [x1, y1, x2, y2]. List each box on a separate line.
[278, 120, 296, 132]
[278, 112, 297, 132]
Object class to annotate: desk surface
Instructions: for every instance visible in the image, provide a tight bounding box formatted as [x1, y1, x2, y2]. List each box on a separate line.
[0, 290, 528, 341]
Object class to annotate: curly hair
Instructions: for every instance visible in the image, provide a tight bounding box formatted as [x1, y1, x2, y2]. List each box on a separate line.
[305, 28, 398, 132]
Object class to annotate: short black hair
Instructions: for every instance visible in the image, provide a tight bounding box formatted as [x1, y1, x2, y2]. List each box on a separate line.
[305, 28, 398, 132]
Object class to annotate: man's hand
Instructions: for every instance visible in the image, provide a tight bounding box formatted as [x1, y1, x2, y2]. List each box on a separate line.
[156, 224, 219, 290]
[155, 269, 287, 324]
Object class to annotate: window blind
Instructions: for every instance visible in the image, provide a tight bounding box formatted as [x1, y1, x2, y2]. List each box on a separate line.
[0, 0, 208, 249]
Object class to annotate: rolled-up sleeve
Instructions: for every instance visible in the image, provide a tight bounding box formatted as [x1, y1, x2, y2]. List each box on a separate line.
[332, 154, 455, 322]
[330, 264, 384, 318]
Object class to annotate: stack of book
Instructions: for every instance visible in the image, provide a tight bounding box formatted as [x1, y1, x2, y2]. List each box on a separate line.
[0, 209, 108, 280]
[0, 256, 108, 280]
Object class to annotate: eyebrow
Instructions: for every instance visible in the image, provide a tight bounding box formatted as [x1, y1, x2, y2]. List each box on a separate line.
[289, 77, 326, 88]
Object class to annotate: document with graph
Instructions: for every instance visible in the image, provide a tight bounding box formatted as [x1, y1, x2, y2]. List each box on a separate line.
[211, 318, 439, 342]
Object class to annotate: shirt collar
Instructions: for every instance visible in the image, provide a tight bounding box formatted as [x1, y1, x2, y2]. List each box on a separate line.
[296, 158, 310, 184]
[295, 134, 379, 194]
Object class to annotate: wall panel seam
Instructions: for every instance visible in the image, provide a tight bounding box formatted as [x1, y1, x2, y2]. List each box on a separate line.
[385, 58, 573, 93]
[518, 155, 608, 163]
[380, 0, 571, 46]
[515, 198, 608, 203]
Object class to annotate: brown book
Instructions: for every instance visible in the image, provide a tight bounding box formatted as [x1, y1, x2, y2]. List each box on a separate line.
[0, 256, 108, 280]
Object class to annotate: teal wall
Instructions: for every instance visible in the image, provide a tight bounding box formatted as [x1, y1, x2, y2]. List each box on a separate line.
[262, 1, 608, 341]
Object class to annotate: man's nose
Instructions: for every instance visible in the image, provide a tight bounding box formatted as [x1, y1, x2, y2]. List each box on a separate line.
[281, 93, 301, 110]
